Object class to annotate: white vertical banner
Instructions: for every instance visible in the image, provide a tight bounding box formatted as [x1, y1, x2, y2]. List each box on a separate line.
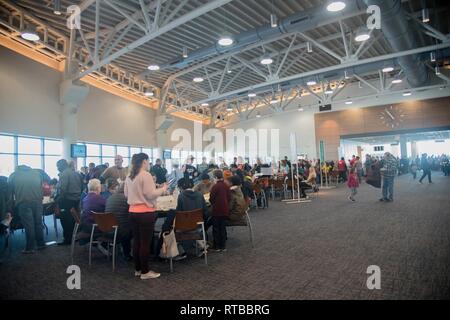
[289, 132, 297, 161]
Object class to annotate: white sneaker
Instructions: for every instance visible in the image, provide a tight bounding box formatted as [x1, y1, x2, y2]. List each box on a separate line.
[140, 271, 161, 280]
[134, 271, 141, 277]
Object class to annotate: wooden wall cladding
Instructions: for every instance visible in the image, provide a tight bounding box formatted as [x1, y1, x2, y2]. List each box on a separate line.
[314, 97, 450, 160]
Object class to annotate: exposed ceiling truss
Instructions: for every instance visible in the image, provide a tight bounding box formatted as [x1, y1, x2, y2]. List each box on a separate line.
[0, 0, 449, 126]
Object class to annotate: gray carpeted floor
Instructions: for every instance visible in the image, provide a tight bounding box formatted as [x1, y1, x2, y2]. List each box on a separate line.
[1, 173, 449, 300]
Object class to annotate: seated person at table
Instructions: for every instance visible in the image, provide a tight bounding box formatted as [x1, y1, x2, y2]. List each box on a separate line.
[101, 178, 119, 200]
[105, 182, 132, 261]
[226, 175, 248, 223]
[194, 172, 213, 195]
[81, 179, 106, 233]
[235, 170, 253, 204]
[160, 178, 208, 259]
[297, 174, 313, 198]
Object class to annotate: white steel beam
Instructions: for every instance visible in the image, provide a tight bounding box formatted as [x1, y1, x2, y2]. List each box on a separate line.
[74, 0, 234, 80]
[168, 42, 450, 113]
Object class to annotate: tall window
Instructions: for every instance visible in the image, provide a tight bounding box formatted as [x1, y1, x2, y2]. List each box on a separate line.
[0, 134, 62, 179]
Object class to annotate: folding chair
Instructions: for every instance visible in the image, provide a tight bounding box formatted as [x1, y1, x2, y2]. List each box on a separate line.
[170, 209, 207, 272]
[70, 208, 91, 264]
[226, 209, 254, 248]
[89, 212, 119, 271]
[253, 183, 267, 209]
[271, 179, 286, 200]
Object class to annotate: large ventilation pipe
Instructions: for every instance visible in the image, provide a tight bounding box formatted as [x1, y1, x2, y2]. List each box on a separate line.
[363, 0, 428, 87]
[165, 1, 366, 69]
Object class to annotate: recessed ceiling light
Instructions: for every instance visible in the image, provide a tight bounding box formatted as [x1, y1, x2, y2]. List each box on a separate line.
[193, 77, 204, 83]
[326, 1, 346, 12]
[382, 67, 394, 73]
[391, 79, 403, 84]
[21, 29, 40, 42]
[218, 35, 234, 46]
[403, 91, 412, 96]
[260, 56, 273, 65]
[201, 103, 209, 107]
[307, 80, 317, 86]
[148, 64, 160, 71]
[355, 27, 370, 42]
[248, 92, 256, 97]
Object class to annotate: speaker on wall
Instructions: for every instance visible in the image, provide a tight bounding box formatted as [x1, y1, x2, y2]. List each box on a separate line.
[319, 104, 332, 112]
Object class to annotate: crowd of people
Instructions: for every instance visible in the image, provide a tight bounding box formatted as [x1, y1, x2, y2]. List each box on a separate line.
[1, 151, 449, 275]
[0, 153, 275, 279]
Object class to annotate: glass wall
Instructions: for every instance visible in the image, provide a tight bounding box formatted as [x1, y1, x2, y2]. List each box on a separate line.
[0, 134, 62, 178]
[76, 142, 159, 168]
[0, 133, 159, 178]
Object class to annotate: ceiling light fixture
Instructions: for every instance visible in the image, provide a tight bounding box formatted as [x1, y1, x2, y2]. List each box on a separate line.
[147, 64, 160, 71]
[260, 56, 273, 65]
[306, 80, 317, 86]
[218, 34, 234, 46]
[391, 78, 403, 84]
[345, 100, 353, 105]
[53, 0, 62, 15]
[256, 111, 261, 118]
[382, 66, 394, 73]
[306, 41, 313, 53]
[270, 13, 278, 28]
[21, 28, 40, 42]
[193, 77, 204, 83]
[344, 70, 350, 79]
[248, 92, 256, 97]
[298, 107, 304, 112]
[324, 83, 334, 94]
[403, 91, 412, 96]
[270, 96, 278, 104]
[422, 8, 430, 23]
[144, 90, 154, 97]
[201, 103, 209, 107]
[435, 65, 441, 75]
[182, 47, 188, 58]
[226, 104, 233, 111]
[430, 52, 436, 62]
[354, 27, 370, 42]
[326, 1, 346, 12]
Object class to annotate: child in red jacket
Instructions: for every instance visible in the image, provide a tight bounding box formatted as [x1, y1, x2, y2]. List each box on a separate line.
[347, 167, 360, 202]
[209, 170, 231, 252]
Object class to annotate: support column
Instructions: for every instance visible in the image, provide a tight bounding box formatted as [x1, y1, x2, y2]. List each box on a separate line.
[399, 135, 408, 159]
[155, 111, 174, 162]
[60, 79, 89, 164]
[411, 140, 418, 158]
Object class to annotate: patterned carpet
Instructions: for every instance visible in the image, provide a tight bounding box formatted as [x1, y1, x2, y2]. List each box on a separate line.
[1, 173, 449, 300]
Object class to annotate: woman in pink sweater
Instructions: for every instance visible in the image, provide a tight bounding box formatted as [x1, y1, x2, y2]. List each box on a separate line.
[125, 153, 168, 280]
